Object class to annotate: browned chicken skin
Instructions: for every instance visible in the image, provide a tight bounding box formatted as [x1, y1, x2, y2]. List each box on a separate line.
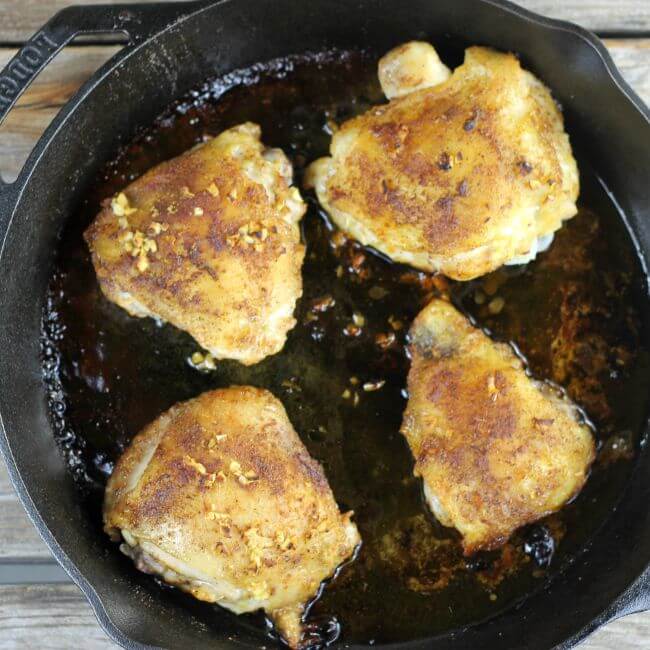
[401, 299, 595, 553]
[307, 42, 579, 280]
[85, 123, 306, 365]
[104, 387, 360, 647]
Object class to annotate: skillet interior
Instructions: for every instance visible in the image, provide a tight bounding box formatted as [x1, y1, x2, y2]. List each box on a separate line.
[1, 1, 649, 649]
[41, 48, 650, 646]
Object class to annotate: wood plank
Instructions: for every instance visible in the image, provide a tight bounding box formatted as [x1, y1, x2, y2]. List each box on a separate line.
[0, 0, 165, 44]
[0, 0, 649, 44]
[0, 584, 115, 649]
[0, 463, 52, 560]
[0, 45, 120, 183]
[605, 39, 650, 101]
[0, 581, 648, 649]
[518, 1, 650, 33]
[0, 39, 648, 182]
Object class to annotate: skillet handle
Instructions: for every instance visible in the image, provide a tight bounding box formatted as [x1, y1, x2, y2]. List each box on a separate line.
[0, 1, 197, 196]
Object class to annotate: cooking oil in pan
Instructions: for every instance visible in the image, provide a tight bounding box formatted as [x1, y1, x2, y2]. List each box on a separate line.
[41, 50, 650, 645]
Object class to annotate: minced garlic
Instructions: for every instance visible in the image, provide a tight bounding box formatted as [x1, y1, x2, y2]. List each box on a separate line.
[121, 228, 158, 273]
[226, 220, 271, 250]
[111, 192, 137, 217]
[229, 460, 259, 485]
[184, 456, 207, 475]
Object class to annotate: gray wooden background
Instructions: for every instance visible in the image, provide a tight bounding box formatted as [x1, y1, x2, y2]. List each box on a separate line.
[0, 1, 648, 648]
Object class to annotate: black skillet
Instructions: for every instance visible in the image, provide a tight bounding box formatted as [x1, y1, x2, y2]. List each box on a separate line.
[0, 1, 649, 649]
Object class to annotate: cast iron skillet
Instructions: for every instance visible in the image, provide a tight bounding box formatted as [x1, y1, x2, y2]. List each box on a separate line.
[0, 1, 649, 648]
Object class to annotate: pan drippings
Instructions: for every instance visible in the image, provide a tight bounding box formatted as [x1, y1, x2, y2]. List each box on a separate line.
[41, 50, 650, 645]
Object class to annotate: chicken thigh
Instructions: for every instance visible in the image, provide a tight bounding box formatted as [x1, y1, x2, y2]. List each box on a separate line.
[307, 42, 579, 280]
[85, 123, 306, 365]
[104, 386, 360, 647]
[401, 299, 594, 553]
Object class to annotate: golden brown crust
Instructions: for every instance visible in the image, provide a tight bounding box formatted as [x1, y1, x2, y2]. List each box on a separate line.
[85, 123, 306, 365]
[309, 45, 579, 280]
[104, 386, 360, 647]
[401, 299, 595, 553]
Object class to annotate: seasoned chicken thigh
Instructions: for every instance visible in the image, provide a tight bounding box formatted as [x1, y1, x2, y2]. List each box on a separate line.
[401, 299, 594, 553]
[104, 386, 360, 647]
[85, 123, 306, 365]
[307, 42, 579, 280]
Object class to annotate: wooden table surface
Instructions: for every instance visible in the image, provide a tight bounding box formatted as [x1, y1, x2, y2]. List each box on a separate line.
[0, 1, 648, 648]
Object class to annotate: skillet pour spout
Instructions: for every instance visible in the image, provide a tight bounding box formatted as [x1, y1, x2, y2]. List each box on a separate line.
[0, 1, 649, 649]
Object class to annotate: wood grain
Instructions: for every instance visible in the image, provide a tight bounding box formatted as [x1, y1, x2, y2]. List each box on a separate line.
[0, 584, 115, 649]
[518, 0, 650, 32]
[605, 39, 650, 101]
[0, 45, 120, 183]
[0, 0, 648, 43]
[0, 464, 51, 560]
[0, 39, 648, 182]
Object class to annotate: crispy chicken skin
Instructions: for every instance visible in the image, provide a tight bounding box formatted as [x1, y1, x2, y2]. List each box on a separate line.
[401, 300, 595, 553]
[104, 386, 360, 648]
[85, 123, 306, 365]
[307, 42, 579, 280]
